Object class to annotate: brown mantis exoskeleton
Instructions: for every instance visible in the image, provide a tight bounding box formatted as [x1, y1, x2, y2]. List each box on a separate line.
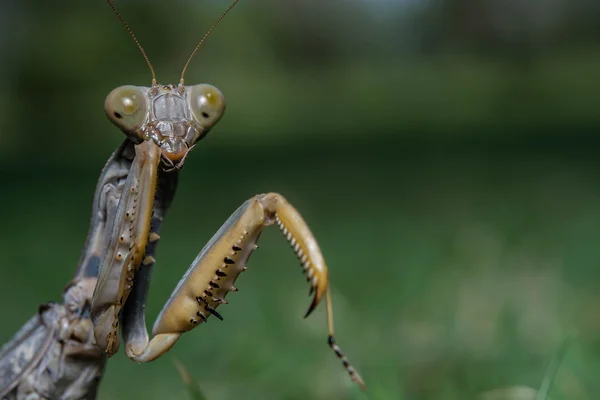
[93, 0, 365, 389]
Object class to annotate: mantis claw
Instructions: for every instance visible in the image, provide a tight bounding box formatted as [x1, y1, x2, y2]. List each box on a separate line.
[304, 296, 319, 319]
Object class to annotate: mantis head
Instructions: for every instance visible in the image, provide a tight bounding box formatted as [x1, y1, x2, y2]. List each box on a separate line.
[104, 83, 225, 168]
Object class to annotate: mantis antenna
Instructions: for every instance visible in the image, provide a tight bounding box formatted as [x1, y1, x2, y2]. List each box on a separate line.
[104, 0, 157, 86]
[179, 0, 240, 86]
[104, 0, 239, 87]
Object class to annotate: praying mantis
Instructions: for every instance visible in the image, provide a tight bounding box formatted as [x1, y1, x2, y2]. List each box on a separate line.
[0, 1, 365, 398]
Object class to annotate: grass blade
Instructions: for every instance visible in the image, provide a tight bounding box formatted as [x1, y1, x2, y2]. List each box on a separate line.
[535, 333, 575, 400]
[174, 358, 209, 400]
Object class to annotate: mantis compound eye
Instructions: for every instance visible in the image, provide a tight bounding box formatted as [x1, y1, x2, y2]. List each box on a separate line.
[105, 85, 147, 140]
[188, 84, 225, 137]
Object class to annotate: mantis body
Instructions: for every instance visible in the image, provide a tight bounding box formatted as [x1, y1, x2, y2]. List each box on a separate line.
[0, 1, 365, 398]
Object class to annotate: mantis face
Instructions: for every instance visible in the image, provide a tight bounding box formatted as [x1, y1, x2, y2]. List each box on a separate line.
[105, 83, 225, 169]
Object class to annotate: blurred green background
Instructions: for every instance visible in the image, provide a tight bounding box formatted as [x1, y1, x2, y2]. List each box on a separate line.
[1, 0, 600, 399]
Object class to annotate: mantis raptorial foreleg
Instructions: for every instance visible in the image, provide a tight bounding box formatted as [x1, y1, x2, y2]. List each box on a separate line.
[121, 165, 178, 365]
[118, 192, 365, 389]
[91, 141, 160, 354]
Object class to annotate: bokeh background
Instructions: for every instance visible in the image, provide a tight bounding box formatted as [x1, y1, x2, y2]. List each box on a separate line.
[1, 0, 600, 399]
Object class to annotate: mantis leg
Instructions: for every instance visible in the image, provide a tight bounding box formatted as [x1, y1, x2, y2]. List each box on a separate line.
[90, 140, 160, 355]
[121, 193, 365, 389]
[75, 139, 135, 279]
[121, 168, 178, 361]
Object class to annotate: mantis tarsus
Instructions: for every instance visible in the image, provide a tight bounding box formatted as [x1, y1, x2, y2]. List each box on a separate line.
[0, 1, 365, 398]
